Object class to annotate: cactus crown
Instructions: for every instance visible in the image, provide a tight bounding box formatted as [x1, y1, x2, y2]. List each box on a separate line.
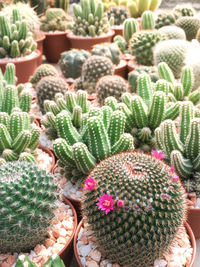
[0, 160, 59, 253]
[83, 151, 186, 266]
[29, 64, 58, 85]
[0, 8, 37, 58]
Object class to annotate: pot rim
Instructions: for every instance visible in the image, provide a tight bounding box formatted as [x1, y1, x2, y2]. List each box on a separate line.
[36, 32, 46, 42]
[0, 49, 41, 64]
[73, 220, 197, 267]
[43, 30, 70, 36]
[66, 30, 115, 40]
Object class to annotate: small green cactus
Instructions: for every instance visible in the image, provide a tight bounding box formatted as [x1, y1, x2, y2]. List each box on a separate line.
[155, 11, 176, 29]
[173, 4, 195, 19]
[83, 151, 186, 266]
[158, 26, 186, 40]
[175, 16, 200, 41]
[16, 254, 65, 267]
[29, 64, 58, 85]
[51, 0, 69, 12]
[107, 5, 129, 26]
[59, 49, 91, 79]
[141, 10, 155, 30]
[0, 160, 59, 253]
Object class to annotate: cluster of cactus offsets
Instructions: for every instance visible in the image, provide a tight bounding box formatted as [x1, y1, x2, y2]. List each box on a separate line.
[158, 26, 186, 40]
[155, 11, 176, 29]
[0, 63, 32, 114]
[0, 161, 59, 253]
[105, 74, 180, 152]
[175, 17, 200, 41]
[29, 64, 58, 85]
[41, 90, 91, 140]
[69, 0, 112, 37]
[40, 8, 72, 32]
[81, 55, 115, 94]
[129, 30, 166, 66]
[91, 43, 121, 65]
[59, 49, 91, 79]
[141, 10, 155, 30]
[154, 40, 191, 78]
[0, 9, 37, 58]
[51, 0, 69, 12]
[83, 151, 187, 266]
[0, 109, 41, 162]
[36, 76, 69, 114]
[155, 101, 200, 196]
[128, 66, 159, 92]
[173, 5, 195, 19]
[106, 6, 129, 26]
[96, 75, 128, 106]
[16, 254, 65, 267]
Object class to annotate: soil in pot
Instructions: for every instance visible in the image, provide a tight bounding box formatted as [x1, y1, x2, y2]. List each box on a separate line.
[74, 221, 196, 267]
[0, 50, 41, 84]
[66, 30, 115, 51]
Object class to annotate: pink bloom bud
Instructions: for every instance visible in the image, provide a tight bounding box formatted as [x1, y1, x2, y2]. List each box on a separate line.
[172, 175, 179, 182]
[117, 200, 124, 207]
[152, 150, 166, 160]
[84, 177, 96, 190]
[169, 166, 175, 173]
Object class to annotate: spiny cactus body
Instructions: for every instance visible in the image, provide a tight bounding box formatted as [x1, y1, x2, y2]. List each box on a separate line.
[141, 10, 155, 30]
[92, 43, 121, 65]
[29, 64, 58, 85]
[155, 11, 176, 29]
[107, 5, 129, 26]
[175, 16, 200, 41]
[158, 26, 186, 40]
[173, 5, 195, 19]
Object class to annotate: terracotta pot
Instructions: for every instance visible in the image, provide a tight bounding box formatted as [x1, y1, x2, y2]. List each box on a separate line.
[114, 59, 127, 79]
[111, 25, 123, 39]
[38, 144, 56, 173]
[59, 196, 78, 265]
[74, 221, 196, 267]
[0, 50, 41, 84]
[66, 30, 115, 51]
[43, 31, 70, 63]
[127, 58, 138, 73]
[187, 192, 200, 239]
[36, 33, 46, 66]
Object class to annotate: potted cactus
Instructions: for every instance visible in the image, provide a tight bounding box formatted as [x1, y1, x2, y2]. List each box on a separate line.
[0, 9, 40, 83]
[66, 0, 115, 51]
[73, 151, 196, 267]
[40, 8, 72, 62]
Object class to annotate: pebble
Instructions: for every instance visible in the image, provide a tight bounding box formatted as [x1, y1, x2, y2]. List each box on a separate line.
[79, 244, 93, 258]
[34, 148, 52, 172]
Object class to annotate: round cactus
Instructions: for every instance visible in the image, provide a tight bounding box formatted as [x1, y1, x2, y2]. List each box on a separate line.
[158, 26, 186, 40]
[59, 49, 91, 79]
[129, 30, 166, 66]
[29, 64, 58, 85]
[83, 151, 187, 266]
[173, 5, 195, 19]
[107, 6, 129, 26]
[175, 16, 200, 41]
[82, 55, 114, 94]
[0, 161, 59, 253]
[155, 11, 176, 29]
[96, 75, 128, 106]
[36, 76, 69, 113]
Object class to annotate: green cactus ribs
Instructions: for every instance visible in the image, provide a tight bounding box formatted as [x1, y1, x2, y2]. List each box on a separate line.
[82, 151, 187, 267]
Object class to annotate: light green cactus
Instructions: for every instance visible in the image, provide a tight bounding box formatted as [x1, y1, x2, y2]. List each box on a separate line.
[141, 10, 155, 30]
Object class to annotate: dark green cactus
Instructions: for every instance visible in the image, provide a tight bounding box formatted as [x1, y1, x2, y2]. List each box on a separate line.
[82, 151, 187, 266]
[0, 160, 59, 253]
[173, 5, 195, 19]
[155, 11, 176, 29]
[29, 64, 58, 85]
[106, 5, 129, 26]
[175, 16, 200, 41]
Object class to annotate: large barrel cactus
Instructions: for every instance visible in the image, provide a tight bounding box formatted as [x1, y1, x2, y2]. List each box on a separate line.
[0, 161, 59, 253]
[83, 151, 187, 266]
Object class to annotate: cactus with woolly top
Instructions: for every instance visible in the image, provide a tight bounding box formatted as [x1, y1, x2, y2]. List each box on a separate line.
[36, 76, 69, 114]
[106, 5, 129, 26]
[154, 39, 191, 78]
[175, 17, 200, 41]
[82, 151, 186, 266]
[51, 0, 69, 12]
[91, 43, 121, 65]
[158, 26, 186, 40]
[128, 65, 159, 92]
[16, 254, 65, 267]
[0, 9, 37, 58]
[68, 0, 112, 37]
[81, 55, 115, 94]
[40, 8, 72, 32]
[129, 30, 166, 66]
[173, 5, 195, 19]
[0, 160, 59, 253]
[96, 75, 128, 106]
[59, 49, 91, 80]
[29, 64, 58, 85]
[155, 101, 200, 196]
[0, 109, 41, 162]
[141, 10, 155, 30]
[105, 74, 180, 152]
[155, 11, 176, 29]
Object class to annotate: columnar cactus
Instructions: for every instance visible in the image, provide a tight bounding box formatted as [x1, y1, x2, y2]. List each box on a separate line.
[29, 64, 58, 85]
[59, 49, 91, 79]
[155, 101, 200, 196]
[105, 74, 180, 152]
[0, 8, 37, 58]
[0, 161, 59, 253]
[141, 10, 155, 30]
[106, 5, 129, 26]
[51, 0, 69, 12]
[82, 151, 186, 266]
[69, 0, 112, 37]
[92, 43, 121, 65]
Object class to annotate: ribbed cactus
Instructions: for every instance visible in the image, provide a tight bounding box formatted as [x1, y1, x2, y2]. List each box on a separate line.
[107, 5, 129, 26]
[155, 101, 200, 196]
[0, 161, 59, 253]
[141, 10, 155, 30]
[59, 49, 91, 79]
[105, 74, 180, 152]
[92, 43, 121, 65]
[0, 109, 41, 162]
[51, 0, 69, 12]
[0, 9, 37, 58]
[29, 64, 58, 85]
[69, 0, 112, 37]
[82, 151, 186, 266]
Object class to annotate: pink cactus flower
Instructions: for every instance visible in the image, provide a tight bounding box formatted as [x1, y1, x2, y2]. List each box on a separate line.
[84, 177, 96, 190]
[117, 200, 124, 207]
[172, 175, 180, 182]
[152, 150, 166, 160]
[169, 166, 175, 173]
[96, 194, 114, 215]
